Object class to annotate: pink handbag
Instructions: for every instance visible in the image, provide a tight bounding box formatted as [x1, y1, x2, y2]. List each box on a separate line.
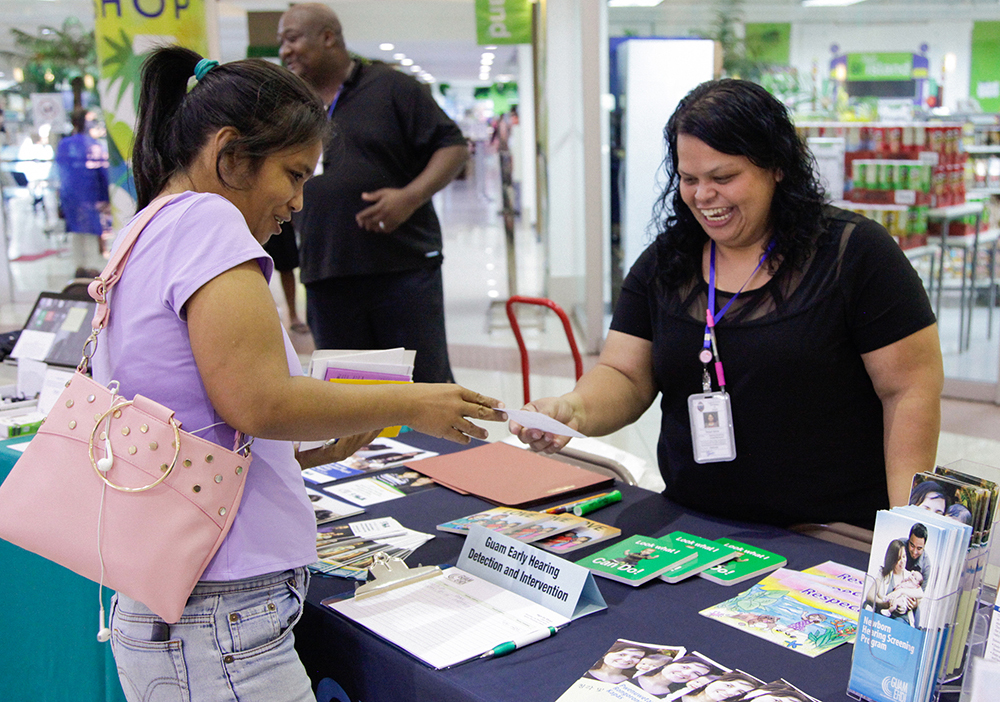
[0, 195, 252, 626]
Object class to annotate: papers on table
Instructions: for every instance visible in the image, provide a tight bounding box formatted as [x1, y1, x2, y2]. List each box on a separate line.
[304, 486, 364, 525]
[301, 437, 438, 485]
[326, 565, 569, 669]
[310, 517, 434, 580]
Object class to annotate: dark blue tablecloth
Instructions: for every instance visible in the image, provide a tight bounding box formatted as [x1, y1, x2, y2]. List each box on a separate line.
[296, 433, 870, 702]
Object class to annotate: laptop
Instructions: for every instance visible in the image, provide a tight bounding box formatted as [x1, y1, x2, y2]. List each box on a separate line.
[6, 292, 98, 370]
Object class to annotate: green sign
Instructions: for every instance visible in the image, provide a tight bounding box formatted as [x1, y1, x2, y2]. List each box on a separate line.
[745, 23, 790, 65]
[847, 53, 915, 82]
[971, 22, 1000, 113]
[475, 0, 532, 45]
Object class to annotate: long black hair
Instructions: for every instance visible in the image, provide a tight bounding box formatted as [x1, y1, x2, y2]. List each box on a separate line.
[132, 46, 327, 209]
[651, 79, 826, 287]
[881, 538, 906, 578]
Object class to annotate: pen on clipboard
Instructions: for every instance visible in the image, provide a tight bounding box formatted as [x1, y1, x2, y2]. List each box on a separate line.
[480, 626, 559, 659]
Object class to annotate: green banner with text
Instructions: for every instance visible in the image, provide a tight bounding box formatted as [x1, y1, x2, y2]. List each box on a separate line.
[971, 22, 1000, 113]
[94, 0, 211, 223]
[847, 53, 914, 82]
[475, 0, 532, 45]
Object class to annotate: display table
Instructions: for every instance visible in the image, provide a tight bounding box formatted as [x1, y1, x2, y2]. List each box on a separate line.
[0, 435, 126, 702]
[295, 433, 870, 702]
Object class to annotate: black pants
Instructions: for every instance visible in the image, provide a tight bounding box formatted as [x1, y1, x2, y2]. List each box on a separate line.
[305, 266, 454, 384]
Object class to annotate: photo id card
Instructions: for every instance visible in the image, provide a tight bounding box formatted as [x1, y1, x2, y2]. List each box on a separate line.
[687, 392, 736, 463]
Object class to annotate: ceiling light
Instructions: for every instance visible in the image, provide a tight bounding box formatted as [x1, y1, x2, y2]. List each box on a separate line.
[496, 74, 513, 82]
[481, 57, 494, 66]
[608, 0, 663, 6]
[422, 74, 435, 83]
[401, 58, 414, 66]
[379, 43, 394, 51]
[410, 66, 421, 72]
[801, 0, 868, 6]
[485, 45, 498, 50]
[481, 52, 495, 60]
[393, 53, 405, 60]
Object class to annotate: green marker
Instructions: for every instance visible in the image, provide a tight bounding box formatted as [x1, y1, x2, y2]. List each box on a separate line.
[572, 490, 622, 517]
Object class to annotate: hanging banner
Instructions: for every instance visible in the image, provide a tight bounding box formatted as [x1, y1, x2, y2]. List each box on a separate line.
[846, 53, 915, 82]
[475, 0, 532, 45]
[93, 0, 211, 224]
[971, 22, 1000, 113]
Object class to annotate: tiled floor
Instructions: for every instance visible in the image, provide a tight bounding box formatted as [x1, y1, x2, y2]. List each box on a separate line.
[1, 156, 998, 487]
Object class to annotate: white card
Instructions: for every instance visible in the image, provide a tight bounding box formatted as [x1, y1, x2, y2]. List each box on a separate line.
[504, 409, 585, 438]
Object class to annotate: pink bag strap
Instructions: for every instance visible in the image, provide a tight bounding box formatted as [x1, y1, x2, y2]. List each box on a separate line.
[88, 194, 181, 331]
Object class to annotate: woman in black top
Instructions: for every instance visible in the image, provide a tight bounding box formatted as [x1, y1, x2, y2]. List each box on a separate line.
[511, 79, 942, 529]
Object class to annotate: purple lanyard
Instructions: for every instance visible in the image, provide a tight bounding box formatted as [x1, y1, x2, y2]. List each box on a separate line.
[702, 240, 773, 389]
[326, 86, 344, 119]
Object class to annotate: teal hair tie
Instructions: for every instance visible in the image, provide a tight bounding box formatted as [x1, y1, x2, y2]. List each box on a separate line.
[194, 59, 219, 82]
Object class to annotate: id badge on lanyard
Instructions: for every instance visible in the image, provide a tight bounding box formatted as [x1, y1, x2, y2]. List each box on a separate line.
[688, 391, 736, 463]
[687, 241, 769, 464]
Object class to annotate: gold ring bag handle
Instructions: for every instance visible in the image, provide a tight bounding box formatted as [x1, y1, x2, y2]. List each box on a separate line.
[0, 192, 254, 626]
[89, 400, 182, 492]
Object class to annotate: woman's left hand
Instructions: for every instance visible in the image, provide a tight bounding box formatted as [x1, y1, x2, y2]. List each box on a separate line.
[295, 429, 382, 469]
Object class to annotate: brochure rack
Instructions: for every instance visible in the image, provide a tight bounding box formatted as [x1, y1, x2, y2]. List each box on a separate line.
[848, 512, 998, 702]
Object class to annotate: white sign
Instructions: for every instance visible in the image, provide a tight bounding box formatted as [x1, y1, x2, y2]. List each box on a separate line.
[30, 93, 66, 129]
[459, 525, 606, 620]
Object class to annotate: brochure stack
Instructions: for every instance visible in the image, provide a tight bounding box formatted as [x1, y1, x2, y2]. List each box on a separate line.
[848, 462, 1000, 702]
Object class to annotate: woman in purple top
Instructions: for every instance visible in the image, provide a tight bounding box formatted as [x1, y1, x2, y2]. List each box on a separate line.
[94, 46, 505, 701]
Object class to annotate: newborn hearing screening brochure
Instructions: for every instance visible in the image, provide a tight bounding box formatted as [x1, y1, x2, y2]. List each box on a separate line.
[324, 566, 570, 670]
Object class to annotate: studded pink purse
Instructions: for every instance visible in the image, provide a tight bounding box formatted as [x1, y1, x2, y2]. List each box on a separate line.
[0, 195, 252, 626]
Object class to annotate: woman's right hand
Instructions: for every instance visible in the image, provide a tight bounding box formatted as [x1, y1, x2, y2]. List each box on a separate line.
[509, 396, 581, 454]
[401, 384, 506, 444]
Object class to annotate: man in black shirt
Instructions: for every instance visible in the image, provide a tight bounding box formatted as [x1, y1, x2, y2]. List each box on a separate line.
[278, 4, 469, 382]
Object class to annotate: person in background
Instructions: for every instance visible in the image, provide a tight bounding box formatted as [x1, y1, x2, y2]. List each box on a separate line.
[512, 79, 943, 530]
[278, 3, 468, 383]
[263, 220, 309, 334]
[95, 46, 504, 701]
[55, 108, 110, 256]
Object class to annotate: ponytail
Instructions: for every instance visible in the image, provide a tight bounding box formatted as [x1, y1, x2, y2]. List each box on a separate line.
[133, 47, 200, 209]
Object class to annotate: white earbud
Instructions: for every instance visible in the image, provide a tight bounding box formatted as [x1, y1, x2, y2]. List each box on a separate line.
[97, 432, 114, 473]
[97, 607, 111, 642]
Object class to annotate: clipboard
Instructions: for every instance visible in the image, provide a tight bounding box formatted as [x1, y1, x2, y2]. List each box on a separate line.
[323, 554, 571, 669]
[354, 551, 441, 600]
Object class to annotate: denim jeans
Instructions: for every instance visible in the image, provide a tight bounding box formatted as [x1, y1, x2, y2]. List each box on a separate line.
[110, 567, 316, 702]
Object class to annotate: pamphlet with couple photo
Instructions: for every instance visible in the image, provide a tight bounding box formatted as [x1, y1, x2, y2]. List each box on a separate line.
[848, 507, 972, 702]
